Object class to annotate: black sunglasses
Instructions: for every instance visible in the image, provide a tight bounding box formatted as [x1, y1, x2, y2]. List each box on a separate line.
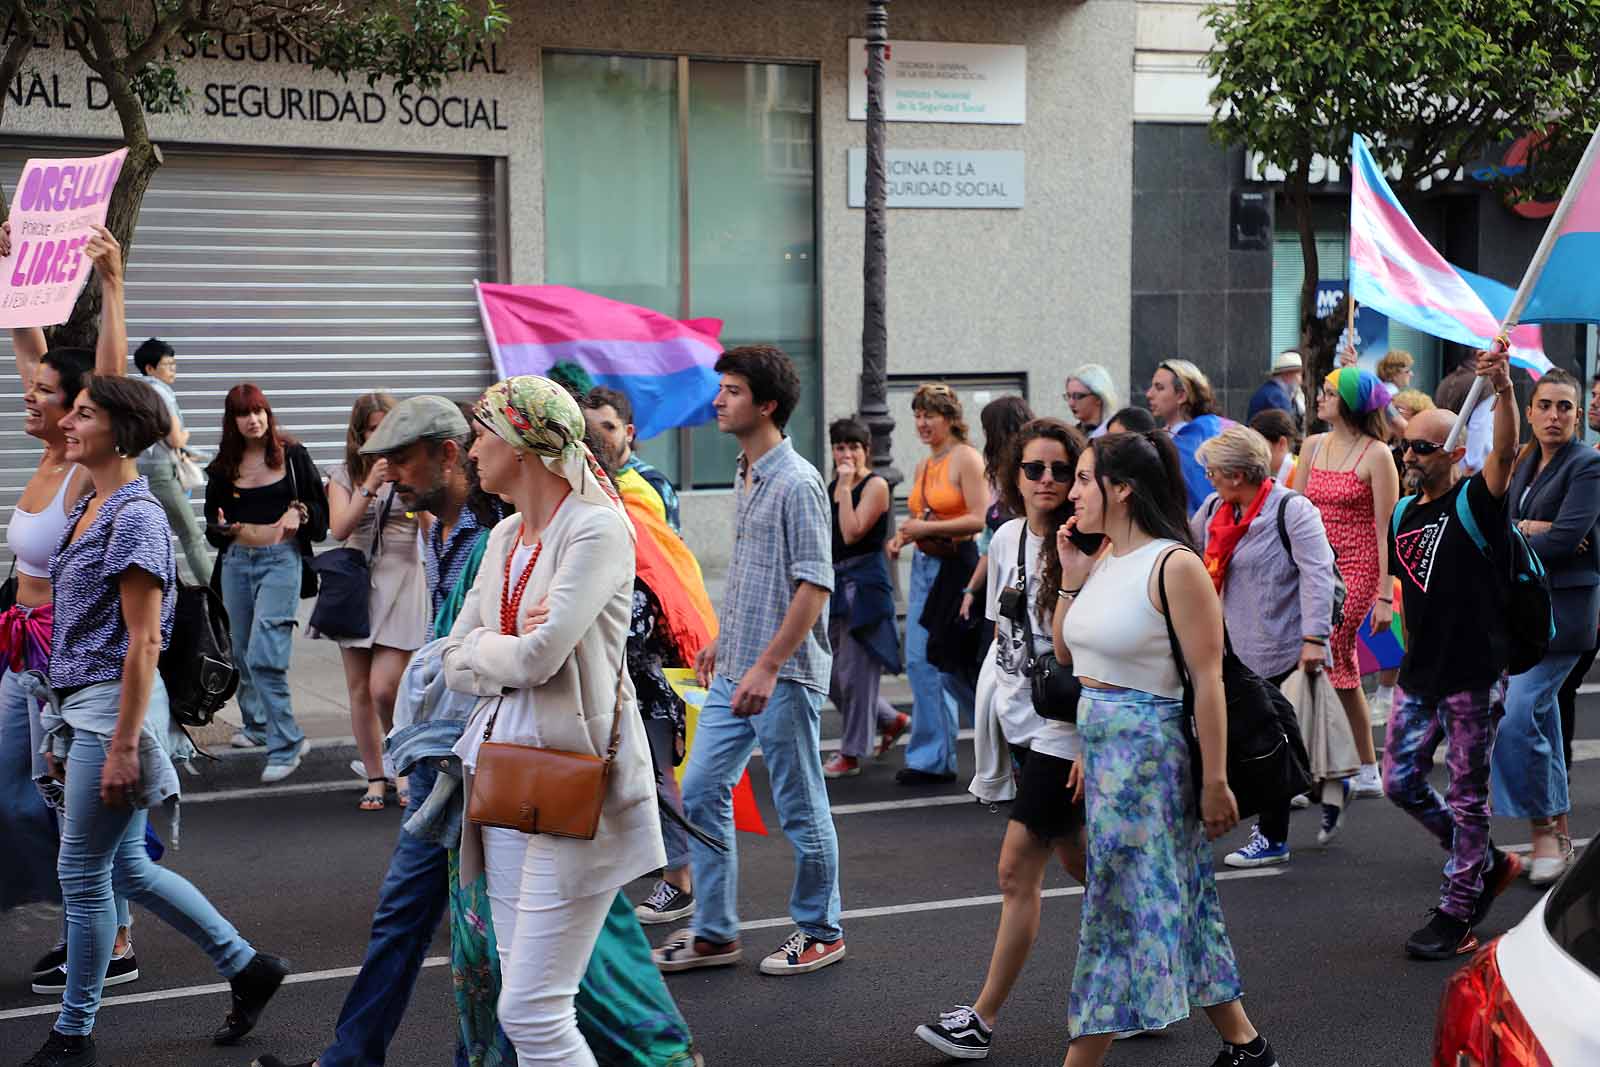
[1021, 461, 1073, 482]
[1400, 438, 1445, 456]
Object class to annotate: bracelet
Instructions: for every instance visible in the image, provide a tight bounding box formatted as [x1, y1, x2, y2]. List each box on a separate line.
[1302, 636, 1327, 646]
[1058, 587, 1083, 599]
[963, 587, 981, 597]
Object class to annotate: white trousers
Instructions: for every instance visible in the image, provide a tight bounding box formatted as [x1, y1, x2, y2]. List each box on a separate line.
[482, 827, 614, 1066]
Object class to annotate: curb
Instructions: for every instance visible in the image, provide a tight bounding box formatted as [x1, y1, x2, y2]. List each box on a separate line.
[184, 736, 365, 794]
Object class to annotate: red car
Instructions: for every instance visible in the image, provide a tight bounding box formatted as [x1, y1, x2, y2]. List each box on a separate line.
[1434, 840, 1599, 1066]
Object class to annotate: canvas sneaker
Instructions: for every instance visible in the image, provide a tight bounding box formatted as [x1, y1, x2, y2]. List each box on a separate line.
[635, 879, 696, 925]
[758, 929, 846, 975]
[31, 946, 139, 995]
[873, 712, 911, 758]
[1350, 765, 1385, 799]
[230, 731, 264, 749]
[822, 753, 861, 779]
[914, 1004, 992, 1060]
[1224, 827, 1290, 869]
[20, 1031, 97, 1067]
[1317, 780, 1351, 846]
[1209, 1035, 1280, 1066]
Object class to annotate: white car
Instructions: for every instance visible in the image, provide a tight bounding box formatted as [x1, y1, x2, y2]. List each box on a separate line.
[1433, 841, 1600, 1066]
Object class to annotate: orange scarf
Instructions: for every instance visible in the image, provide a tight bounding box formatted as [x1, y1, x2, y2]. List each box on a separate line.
[625, 496, 717, 668]
[1203, 479, 1273, 593]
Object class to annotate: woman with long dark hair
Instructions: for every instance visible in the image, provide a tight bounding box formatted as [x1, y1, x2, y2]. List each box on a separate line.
[1050, 431, 1276, 1067]
[23, 374, 289, 1066]
[205, 384, 328, 784]
[1291, 366, 1397, 811]
[322, 392, 427, 811]
[958, 396, 1036, 626]
[2, 223, 143, 994]
[915, 418, 1088, 1060]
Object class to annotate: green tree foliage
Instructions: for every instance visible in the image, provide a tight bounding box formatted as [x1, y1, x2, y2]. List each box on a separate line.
[0, 0, 508, 346]
[1204, 0, 1600, 390]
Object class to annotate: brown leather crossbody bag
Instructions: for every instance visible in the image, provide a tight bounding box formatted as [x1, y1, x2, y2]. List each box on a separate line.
[466, 673, 625, 840]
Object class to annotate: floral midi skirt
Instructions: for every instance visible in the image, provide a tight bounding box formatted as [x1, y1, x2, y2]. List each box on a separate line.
[1069, 686, 1243, 1038]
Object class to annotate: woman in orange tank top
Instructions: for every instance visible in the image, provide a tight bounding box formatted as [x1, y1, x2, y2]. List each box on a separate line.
[887, 383, 988, 784]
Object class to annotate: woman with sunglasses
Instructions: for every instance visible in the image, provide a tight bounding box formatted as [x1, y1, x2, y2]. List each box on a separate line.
[1498, 369, 1600, 884]
[914, 418, 1087, 1061]
[1291, 367, 1398, 815]
[1051, 431, 1276, 1067]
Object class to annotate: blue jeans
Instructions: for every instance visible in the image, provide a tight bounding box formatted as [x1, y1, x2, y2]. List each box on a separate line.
[682, 676, 842, 945]
[904, 550, 961, 775]
[56, 729, 255, 1035]
[221, 542, 304, 765]
[320, 765, 466, 1067]
[1492, 651, 1578, 820]
[0, 667, 59, 909]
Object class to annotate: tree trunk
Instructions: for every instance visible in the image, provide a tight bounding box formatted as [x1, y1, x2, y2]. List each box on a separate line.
[1290, 158, 1324, 424]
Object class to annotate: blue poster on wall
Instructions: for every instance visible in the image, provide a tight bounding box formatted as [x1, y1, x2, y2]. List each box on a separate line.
[1316, 279, 1390, 368]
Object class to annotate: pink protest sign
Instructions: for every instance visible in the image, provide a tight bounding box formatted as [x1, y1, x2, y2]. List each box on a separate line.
[0, 147, 127, 328]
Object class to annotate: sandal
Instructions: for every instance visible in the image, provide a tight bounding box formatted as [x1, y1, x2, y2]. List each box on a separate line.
[396, 774, 410, 809]
[359, 779, 386, 812]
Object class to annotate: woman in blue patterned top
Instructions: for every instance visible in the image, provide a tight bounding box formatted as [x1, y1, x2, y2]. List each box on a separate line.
[21, 376, 290, 1067]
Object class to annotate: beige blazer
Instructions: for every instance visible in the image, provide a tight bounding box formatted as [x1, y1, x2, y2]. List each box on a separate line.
[445, 502, 665, 900]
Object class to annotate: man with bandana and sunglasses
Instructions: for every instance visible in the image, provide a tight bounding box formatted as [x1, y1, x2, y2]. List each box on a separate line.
[1383, 344, 1525, 962]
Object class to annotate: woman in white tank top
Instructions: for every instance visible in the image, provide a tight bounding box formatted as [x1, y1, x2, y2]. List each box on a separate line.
[1047, 431, 1280, 1067]
[0, 222, 139, 974]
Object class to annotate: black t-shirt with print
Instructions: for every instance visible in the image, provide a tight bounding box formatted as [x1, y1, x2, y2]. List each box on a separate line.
[1388, 473, 1510, 698]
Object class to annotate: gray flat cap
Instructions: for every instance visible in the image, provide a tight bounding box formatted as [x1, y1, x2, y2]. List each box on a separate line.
[359, 395, 470, 455]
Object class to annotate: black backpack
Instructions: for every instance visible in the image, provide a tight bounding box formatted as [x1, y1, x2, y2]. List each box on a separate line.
[160, 581, 240, 728]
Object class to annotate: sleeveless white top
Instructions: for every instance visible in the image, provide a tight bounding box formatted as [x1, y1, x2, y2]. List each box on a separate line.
[8, 465, 81, 579]
[1060, 538, 1185, 699]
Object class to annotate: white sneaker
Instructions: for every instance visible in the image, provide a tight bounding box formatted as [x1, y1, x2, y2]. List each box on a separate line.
[230, 731, 264, 749]
[1369, 691, 1392, 727]
[1350, 766, 1384, 799]
[261, 739, 310, 784]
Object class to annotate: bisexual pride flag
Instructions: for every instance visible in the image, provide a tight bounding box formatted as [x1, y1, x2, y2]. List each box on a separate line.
[1349, 134, 1550, 377]
[475, 283, 723, 440]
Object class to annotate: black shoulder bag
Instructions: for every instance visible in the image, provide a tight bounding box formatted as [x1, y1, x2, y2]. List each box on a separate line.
[1009, 527, 1081, 723]
[309, 482, 392, 640]
[285, 455, 319, 599]
[1155, 547, 1312, 820]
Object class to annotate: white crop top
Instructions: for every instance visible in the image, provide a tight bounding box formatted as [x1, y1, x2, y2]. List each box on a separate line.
[7, 465, 81, 579]
[1060, 538, 1186, 699]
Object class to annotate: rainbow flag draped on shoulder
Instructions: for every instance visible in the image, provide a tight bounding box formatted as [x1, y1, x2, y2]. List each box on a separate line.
[1348, 134, 1551, 378]
[475, 283, 724, 440]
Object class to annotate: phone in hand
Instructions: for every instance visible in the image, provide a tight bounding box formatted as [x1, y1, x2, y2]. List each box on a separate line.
[1060, 500, 1105, 556]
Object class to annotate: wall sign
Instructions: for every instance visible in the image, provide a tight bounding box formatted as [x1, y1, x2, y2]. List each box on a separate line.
[848, 38, 1026, 125]
[847, 149, 1024, 209]
[1317, 279, 1390, 363]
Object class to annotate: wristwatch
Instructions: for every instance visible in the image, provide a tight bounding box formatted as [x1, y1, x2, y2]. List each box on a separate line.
[359, 487, 374, 499]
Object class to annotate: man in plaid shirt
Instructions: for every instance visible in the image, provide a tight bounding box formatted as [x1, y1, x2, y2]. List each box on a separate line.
[653, 345, 847, 979]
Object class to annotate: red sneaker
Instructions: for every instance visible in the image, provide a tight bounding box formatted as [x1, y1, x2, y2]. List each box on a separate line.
[822, 753, 861, 779]
[873, 712, 911, 759]
[758, 930, 846, 975]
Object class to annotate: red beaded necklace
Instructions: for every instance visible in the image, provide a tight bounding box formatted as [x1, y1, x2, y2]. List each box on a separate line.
[500, 490, 570, 635]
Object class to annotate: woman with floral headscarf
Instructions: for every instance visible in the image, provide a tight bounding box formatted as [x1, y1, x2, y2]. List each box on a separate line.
[442, 376, 665, 1066]
[1291, 365, 1399, 825]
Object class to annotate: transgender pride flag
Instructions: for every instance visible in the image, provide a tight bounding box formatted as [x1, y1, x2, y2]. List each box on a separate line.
[1348, 134, 1550, 377]
[475, 283, 723, 440]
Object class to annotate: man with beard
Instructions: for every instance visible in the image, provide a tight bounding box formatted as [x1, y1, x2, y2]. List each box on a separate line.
[1383, 345, 1524, 962]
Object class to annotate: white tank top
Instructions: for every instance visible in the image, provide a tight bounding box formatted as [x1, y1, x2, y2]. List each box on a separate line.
[7, 465, 81, 579]
[1060, 538, 1186, 699]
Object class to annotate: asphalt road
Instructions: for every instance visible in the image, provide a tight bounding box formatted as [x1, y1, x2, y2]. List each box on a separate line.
[3, 705, 1598, 1067]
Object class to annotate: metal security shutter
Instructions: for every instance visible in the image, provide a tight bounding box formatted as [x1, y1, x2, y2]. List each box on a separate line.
[0, 143, 498, 562]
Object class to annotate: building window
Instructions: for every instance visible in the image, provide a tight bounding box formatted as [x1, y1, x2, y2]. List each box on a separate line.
[543, 53, 820, 489]
[1270, 230, 1440, 393]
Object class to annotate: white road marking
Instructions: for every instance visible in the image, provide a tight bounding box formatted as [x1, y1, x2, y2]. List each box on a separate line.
[831, 793, 976, 815]
[0, 871, 1284, 1020]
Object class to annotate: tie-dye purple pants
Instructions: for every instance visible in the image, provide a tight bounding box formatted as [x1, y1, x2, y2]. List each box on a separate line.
[1381, 678, 1505, 922]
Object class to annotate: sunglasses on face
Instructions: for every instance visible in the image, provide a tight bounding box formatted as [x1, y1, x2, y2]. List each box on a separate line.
[1064, 390, 1093, 403]
[1400, 438, 1445, 456]
[1021, 461, 1073, 482]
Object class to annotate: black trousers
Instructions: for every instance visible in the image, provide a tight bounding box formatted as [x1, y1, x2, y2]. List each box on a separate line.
[1259, 668, 1297, 844]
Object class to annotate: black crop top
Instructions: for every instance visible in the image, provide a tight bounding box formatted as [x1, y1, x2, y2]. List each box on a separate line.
[218, 475, 293, 526]
[831, 475, 889, 563]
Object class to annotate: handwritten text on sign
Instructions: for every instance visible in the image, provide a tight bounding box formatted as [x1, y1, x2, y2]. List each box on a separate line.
[0, 148, 125, 328]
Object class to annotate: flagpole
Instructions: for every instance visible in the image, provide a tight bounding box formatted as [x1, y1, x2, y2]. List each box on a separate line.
[1446, 127, 1600, 449]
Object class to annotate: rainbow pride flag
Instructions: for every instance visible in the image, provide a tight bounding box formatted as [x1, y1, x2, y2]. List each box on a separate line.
[475, 283, 723, 440]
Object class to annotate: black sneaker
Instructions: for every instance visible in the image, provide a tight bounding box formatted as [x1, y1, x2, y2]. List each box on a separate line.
[1470, 848, 1525, 928]
[30, 948, 139, 995]
[30, 944, 66, 983]
[250, 1057, 315, 1067]
[21, 1031, 97, 1067]
[212, 952, 290, 1046]
[914, 1004, 992, 1060]
[1405, 909, 1479, 961]
[1209, 1035, 1279, 1066]
[635, 879, 696, 925]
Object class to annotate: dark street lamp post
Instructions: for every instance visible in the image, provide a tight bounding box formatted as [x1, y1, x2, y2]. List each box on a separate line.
[859, 0, 900, 485]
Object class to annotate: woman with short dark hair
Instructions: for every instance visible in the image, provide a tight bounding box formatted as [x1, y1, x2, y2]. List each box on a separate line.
[22, 372, 289, 1067]
[205, 384, 328, 785]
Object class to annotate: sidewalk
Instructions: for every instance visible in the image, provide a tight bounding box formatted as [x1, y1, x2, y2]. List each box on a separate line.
[188, 568, 914, 791]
